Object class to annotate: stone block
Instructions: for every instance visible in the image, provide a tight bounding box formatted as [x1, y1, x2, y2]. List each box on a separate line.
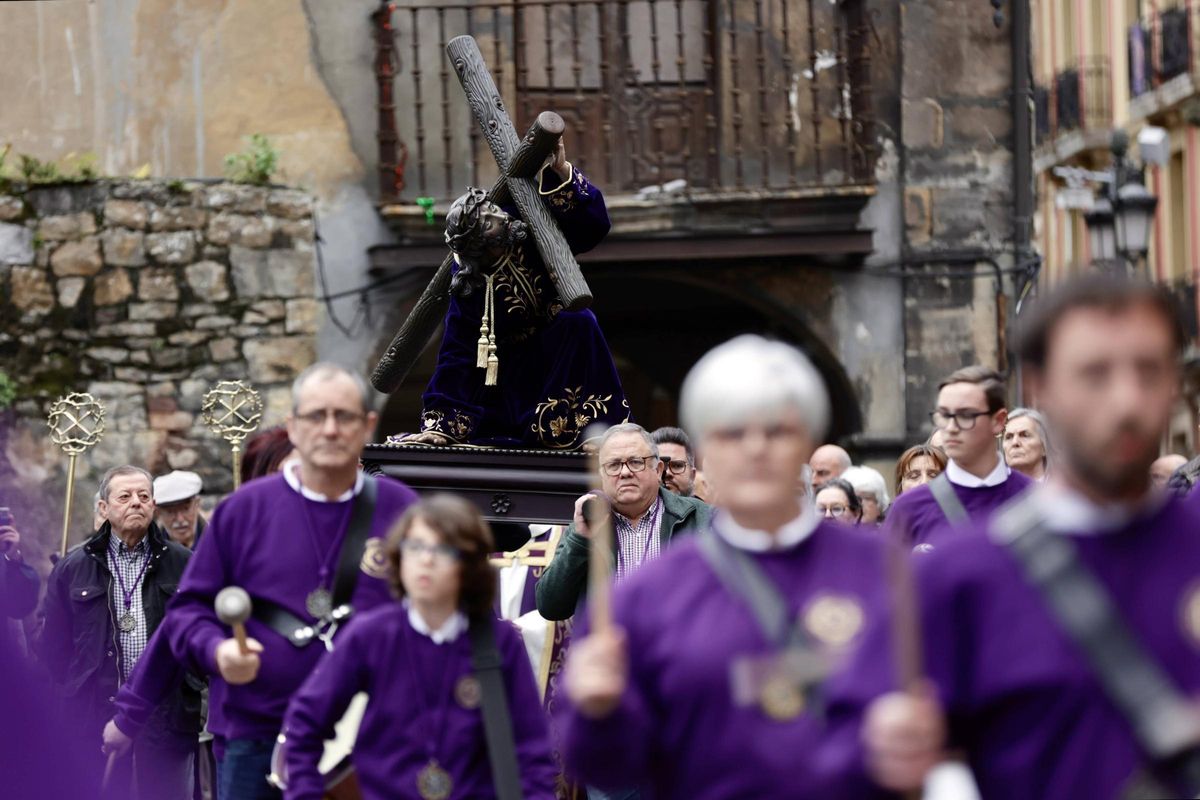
[138, 268, 180, 301]
[267, 190, 313, 220]
[229, 246, 267, 297]
[150, 346, 188, 368]
[182, 303, 219, 317]
[0, 196, 24, 222]
[93, 321, 156, 337]
[129, 350, 152, 365]
[267, 250, 315, 298]
[904, 187, 933, 245]
[25, 184, 105, 216]
[208, 337, 241, 362]
[93, 269, 134, 306]
[102, 228, 147, 267]
[149, 206, 207, 232]
[165, 446, 200, 469]
[10, 267, 54, 313]
[128, 302, 179, 321]
[205, 184, 267, 213]
[38, 212, 97, 240]
[285, 298, 320, 334]
[194, 315, 237, 330]
[244, 299, 285, 324]
[50, 237, 103, 276]
[277, 219, 315, 244]
[245, 336, 316, 382]
[207, 213, 273, 248]
[146, 232, 196, 265]
[103, 199, 148, 230]
[167, 330, 209, 347]
[56, 276, 86, 308]
[85, 347, 130, 364]
[0, 222, 35, 265]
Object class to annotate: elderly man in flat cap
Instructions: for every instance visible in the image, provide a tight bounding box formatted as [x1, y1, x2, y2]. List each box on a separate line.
[154, 471, 206, 550]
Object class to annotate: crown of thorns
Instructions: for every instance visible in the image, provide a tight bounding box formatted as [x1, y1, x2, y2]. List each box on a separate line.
[445, 187, 491, 257]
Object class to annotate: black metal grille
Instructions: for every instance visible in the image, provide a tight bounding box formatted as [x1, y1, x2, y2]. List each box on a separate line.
[375, 0, 877, 202]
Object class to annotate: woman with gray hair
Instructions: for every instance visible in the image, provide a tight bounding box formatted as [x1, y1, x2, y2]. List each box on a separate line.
[559, 335, 891, 799]
[840, 466, 890, 525]
[1002, 407, 1053, 482]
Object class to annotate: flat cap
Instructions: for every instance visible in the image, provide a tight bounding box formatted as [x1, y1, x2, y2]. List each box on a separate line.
[153, 470, 203, 505]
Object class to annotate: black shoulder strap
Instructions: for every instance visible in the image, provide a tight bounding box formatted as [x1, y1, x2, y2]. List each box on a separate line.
[929, 473, 969, 525]
[993, 496, 1200, 793]
[331, 475, 379, 608]
[469, 615, 523, 800]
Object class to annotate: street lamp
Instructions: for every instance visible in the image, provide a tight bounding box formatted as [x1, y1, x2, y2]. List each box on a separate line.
[1112, 179, 1158, 266]
[1084, 196, 1116, 262]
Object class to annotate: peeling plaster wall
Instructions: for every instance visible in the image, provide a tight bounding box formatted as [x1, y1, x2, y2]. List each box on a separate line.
[0, 0, 378, 373]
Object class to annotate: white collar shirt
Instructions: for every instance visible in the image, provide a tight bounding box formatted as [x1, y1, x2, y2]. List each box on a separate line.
[406, 601, 468, 645]
[713, 507, 819, 553]
[284, 461, 365, 503]
[945, 457, 1009, 489]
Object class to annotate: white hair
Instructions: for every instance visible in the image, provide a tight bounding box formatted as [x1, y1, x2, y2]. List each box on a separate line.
[841, 465, 890, 511]
[679, 335, 831, 441]
[1006, 407, 1054, 468]
[595, 422, 659, 459]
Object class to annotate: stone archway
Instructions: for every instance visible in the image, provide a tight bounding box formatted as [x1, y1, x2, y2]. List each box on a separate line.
[372, 269, 862, 443]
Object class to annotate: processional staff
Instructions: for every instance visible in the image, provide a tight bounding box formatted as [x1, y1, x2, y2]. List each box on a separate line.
[201, 380, 264, 491]
[46, 393, 106, 557]
[583, 425, 615, 634]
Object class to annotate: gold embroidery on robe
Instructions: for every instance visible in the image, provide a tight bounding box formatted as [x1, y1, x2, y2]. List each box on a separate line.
[531, 387, 614, 449]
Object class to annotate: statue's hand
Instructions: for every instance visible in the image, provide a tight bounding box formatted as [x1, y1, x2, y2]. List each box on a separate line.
[401, 431, 452, 447]
[543, 138, 569, 183]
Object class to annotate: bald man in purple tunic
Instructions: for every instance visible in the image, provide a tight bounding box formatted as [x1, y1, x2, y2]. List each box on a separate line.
[556, 335, 893, 799]
[883, 365, 1033, 552]
[827, 275, 1200, 799]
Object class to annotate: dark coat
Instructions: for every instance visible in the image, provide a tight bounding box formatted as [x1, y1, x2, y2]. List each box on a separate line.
[37, 522, 202, 742]
[535, 488, 713, 621]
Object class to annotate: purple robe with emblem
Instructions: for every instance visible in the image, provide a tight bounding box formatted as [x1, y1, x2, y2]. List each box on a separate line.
[823, 491, 1200, 799]
[281, 603, 557, 800]
[417, 166, 629, 450]
[556, 521, 889, 799]
[166, 473, 418, 751]
[882, 470, 1033, 550]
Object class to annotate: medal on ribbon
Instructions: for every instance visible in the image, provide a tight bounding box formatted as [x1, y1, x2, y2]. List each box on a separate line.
[417, 758, 453, 799]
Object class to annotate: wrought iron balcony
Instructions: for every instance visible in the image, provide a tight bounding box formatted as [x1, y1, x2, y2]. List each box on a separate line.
[373, 0, 877, 204]
[1052, 57, 1112, 137]
[1033, 84, 1050, 145]
[1159, 5, 1191, 82]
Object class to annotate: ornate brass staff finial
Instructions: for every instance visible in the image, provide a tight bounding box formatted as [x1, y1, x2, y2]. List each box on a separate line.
[47, 393, 107, 556]
[201, 380, 264, 491]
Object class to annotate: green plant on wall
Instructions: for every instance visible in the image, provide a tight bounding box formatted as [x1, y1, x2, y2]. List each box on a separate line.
[0, 370, 17, 411]
[223, 134, 280, 185]
[0, 145, 100, 186]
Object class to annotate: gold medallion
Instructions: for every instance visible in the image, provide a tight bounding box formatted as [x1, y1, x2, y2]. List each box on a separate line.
[359, 537, 390, 579]
[454, 675, 482, 709]
[803, 594, 865, 647]
[417, 759, 453, 800]
[759, 673, 805, 721]
[1181, 584, 1200, 647]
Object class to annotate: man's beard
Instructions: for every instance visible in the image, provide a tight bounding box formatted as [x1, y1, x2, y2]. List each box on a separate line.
[1061, 422, 1159, 496]
[484, 218, 528, 251]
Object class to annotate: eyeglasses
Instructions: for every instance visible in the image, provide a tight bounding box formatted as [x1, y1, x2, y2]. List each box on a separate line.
[600, 455, 659, 476]
[929, 409, 992, 431]
[817, 504, 850, 518]
[295, 408, 367, 427]
[660, 458, 692, 475]
[400, 539, 461, 563]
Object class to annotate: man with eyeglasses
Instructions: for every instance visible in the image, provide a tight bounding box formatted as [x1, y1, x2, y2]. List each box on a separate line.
[651, 426, 697, 497]
[536, 423, 713, 623]
[883, 365, 1033, 551]
[160, 362, 419, 800]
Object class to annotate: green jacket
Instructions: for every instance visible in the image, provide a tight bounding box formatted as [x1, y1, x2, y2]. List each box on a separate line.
[535, 488, 713, 621]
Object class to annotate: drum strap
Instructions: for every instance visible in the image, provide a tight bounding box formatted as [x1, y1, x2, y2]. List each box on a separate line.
[928, 473, 969, 526]
[469, 615, 524, 800]
[993, 495, 1200, 795]
[252, 476, 380, 649]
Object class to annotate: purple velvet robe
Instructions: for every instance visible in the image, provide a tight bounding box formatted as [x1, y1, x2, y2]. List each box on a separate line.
[166, 473, 418, 748]
[418, 166, 629, 449]
[823, 492, 1200, 799]
[556, 522, 890, 799]
[883, 469, 1033, 550]
[281, 604, 557, 800]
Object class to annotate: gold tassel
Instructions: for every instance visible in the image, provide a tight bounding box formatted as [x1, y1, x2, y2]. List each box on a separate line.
[481, 274, 499, 385]
[477, 274, 494, 368]
[485, 346, 499, 386]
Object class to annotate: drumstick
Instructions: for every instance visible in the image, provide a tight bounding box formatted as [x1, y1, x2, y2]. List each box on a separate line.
[215, 586, 253, 656]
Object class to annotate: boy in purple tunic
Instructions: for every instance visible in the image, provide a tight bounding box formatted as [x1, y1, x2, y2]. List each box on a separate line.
[165, 364, 419, 800]
[830, 275, 1200, 799]
[883, 366, 1032, 551]
[557, 335, 893, 799]
[281, 494, 557, 800]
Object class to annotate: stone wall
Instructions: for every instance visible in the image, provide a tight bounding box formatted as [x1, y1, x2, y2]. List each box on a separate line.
[0, 179, 319, 565]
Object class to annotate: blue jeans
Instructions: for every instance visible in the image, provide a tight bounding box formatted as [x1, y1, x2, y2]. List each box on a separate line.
[216, 738, 279, 800]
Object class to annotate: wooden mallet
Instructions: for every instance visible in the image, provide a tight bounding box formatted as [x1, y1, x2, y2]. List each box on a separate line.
[215, 586, 253, 655]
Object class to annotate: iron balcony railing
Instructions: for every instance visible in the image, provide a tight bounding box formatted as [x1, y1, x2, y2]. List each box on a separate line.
[1050, 56, 1111, 138]
[374, 0, 877, 203]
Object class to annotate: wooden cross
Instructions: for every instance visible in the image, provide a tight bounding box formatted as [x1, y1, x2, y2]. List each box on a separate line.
[372, 35, 594, 394]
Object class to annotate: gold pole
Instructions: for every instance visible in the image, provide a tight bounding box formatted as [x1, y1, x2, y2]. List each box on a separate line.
[201, 381, 263, 491]
[47, 393, 106, 558]
[59, 454, 77, 557]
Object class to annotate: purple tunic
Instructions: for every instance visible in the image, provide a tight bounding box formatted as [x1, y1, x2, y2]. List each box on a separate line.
[281, 604, 557, 800]
[556, 522, 890, 799]
[883, 470, 1033, 549]
[166, 473, 418, 746]
[824, 492, 1200, 799]
[418, 166, 629, 450]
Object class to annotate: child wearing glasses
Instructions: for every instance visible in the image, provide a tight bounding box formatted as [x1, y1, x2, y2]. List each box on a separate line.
[280, 494, 557, 800]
